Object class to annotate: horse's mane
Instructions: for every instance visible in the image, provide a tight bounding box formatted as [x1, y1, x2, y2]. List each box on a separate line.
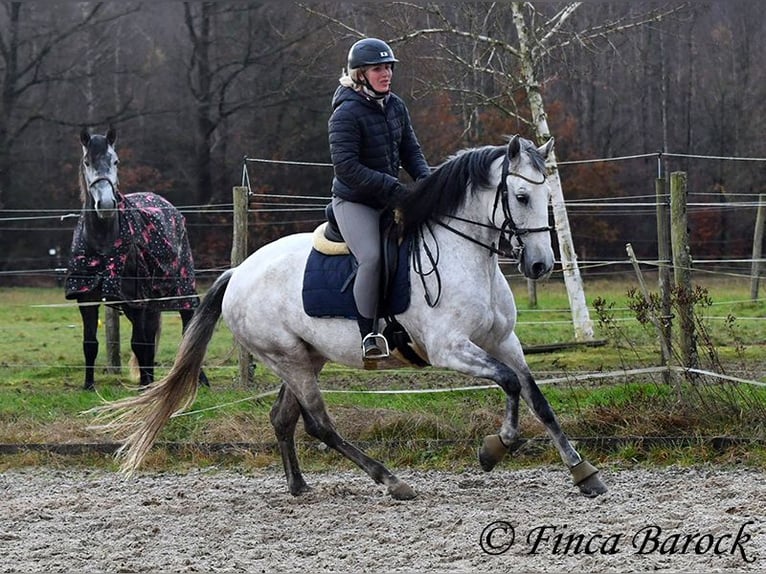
[398, 145, 505, 235]
[397, 138, 547, 236]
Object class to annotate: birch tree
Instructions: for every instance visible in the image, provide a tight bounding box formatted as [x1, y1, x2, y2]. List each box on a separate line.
[380, 1, 687, 341]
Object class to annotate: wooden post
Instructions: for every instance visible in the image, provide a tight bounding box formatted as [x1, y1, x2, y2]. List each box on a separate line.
[104, 306, 121, 373]
[669, 171, 697, 370]
[750, 194, 765, 300]
[527, 278, 538, 308]
[231, 185, 252, 387]
[655, 177, 672, 384]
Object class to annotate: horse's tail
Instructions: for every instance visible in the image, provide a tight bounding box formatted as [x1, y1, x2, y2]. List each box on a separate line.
[89, 268, 235, 475]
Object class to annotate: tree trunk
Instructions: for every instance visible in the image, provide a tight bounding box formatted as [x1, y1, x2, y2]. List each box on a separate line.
[511, 2, 594, 341]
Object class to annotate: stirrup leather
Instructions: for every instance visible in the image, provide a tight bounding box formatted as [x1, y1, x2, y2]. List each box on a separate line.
[362, 332, 390, 359]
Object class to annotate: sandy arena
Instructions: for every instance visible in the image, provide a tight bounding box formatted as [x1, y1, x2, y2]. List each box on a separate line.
[1, 466, 763, 573]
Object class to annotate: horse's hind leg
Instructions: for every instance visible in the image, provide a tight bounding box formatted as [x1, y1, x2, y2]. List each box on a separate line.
[270, 383, 309, 495]
[180, 309, 209, 387]
[78, 303, 100, 391]
[299, 397, 416, 500]
[264, 352, 415, 500]
[124, 307, 160, 386]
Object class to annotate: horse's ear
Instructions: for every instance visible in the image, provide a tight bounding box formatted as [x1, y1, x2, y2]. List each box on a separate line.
[106, 127, 117, 146]
[80, 128, 90, 147]
[507, 134, 521, 158]
[537, 137, 554, 160]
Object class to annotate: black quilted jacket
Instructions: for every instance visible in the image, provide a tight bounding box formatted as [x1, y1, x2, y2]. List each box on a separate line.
[328, 85, 430, 209]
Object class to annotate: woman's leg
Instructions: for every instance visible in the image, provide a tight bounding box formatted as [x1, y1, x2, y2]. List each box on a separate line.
[331, 197, 382, 319]
[331, 197, 386, 358]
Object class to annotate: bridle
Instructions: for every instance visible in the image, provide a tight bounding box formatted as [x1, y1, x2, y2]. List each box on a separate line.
[434, 153, 552, 258]
[413, 151, 552, 307]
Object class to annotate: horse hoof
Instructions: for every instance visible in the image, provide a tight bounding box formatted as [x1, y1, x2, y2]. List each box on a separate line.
[287, 475, 311, 496]
[478, 434, 508, 472]
[570, 460, 608, 497]
[388, 481, 417, 500]
[578, 473, 608, 497]
[289, 482, 312, 497]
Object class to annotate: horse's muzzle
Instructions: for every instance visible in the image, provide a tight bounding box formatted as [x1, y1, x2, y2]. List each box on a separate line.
[91, 181, 118, 220]
[518, 246, 554, 280]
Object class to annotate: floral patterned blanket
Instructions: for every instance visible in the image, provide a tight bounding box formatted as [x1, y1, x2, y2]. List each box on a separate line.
[65, 192, 198, 310]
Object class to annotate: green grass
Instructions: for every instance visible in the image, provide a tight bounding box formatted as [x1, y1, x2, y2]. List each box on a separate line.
[0, 276, 765, 472]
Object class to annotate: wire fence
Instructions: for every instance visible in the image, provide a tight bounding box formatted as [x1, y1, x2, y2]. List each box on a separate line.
[1, 148, 765, 386]
[2, 148, 766, 282]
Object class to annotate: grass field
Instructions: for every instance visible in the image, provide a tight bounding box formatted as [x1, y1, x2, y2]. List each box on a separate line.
[1, 274, 765, 472]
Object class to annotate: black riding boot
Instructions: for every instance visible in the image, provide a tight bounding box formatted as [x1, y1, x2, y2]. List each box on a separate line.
[357, 316, 386, 359]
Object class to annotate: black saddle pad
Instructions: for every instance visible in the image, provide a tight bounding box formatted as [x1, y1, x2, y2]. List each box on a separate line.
[302, 237, 411, 319]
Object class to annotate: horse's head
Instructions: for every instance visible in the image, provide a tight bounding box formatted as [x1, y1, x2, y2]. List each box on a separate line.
[80, 127, 119, 220]
[498, 135, 555, 280]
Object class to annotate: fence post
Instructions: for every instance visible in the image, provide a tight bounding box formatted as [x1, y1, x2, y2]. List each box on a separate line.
[104, 306, 121, 373]
[750, 194, 765, 300]
[655, 177, 672, 384]
[231, 185, 253, 387]
[669, 171, 697, 370]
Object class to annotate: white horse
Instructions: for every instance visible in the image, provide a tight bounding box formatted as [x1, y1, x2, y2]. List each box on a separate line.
[93, 136, 607, 500]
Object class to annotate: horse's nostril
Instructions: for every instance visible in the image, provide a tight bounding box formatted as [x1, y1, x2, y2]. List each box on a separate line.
[531, 262, 548, 279]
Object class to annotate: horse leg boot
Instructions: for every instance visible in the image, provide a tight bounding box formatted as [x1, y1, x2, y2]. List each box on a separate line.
[479, 395, 524, 471]
[270, 383, 310, 495]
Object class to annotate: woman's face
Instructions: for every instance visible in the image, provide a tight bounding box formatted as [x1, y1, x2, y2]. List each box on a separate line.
[364, 63, 393, 93]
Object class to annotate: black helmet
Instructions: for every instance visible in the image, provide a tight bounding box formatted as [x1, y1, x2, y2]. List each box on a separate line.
[347, 38, 398, 70]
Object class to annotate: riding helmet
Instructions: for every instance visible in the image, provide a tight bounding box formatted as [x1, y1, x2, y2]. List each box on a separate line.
[347, 38, 398, 70]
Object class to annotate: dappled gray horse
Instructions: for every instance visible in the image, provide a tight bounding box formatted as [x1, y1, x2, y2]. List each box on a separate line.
[93, 136, 606, 499]
[66, 128, 206, 390]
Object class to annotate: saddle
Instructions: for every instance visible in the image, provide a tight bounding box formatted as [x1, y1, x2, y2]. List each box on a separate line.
[302, 203, 429, 367]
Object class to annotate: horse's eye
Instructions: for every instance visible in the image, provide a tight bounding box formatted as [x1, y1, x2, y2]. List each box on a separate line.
[83, 159, 90, 168]
[515, 193, 529, 205]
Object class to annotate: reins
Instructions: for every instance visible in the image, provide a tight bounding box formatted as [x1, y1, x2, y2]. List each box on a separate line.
[413, 151, 552, 308]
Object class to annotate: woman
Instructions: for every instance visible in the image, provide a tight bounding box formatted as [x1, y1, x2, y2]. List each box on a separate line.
[329, 37, 430, 360]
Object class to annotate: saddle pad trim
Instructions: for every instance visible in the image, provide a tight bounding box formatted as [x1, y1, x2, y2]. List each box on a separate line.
[312, 222, 350, 256]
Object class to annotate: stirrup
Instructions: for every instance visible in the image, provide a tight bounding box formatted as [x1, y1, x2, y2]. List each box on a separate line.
[362, 332, 390, 360]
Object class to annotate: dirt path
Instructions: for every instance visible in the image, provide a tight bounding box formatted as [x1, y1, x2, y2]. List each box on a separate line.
[1, 466, 763, 573]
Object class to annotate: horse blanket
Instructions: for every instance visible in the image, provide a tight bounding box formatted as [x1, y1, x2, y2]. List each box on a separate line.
[65, 192, 198, 311]
[301, 238, 411, 319]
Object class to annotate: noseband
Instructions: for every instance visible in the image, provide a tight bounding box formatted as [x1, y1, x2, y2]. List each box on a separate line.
[88, 176, 117, 195]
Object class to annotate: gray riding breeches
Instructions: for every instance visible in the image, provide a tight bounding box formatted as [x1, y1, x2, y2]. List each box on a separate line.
[331, 196, 382, 319]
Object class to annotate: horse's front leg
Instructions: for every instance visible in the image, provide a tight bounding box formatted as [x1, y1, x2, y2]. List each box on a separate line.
[489, 332, 607, 497]
[78, 302, 100, 390]
[433, 337, 607, 496]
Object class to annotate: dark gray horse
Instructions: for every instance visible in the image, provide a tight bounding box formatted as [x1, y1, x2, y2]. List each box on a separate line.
[66, 128, 207, 390]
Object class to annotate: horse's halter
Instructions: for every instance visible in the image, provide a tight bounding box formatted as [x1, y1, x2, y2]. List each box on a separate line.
[82, 143, 120, 219]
